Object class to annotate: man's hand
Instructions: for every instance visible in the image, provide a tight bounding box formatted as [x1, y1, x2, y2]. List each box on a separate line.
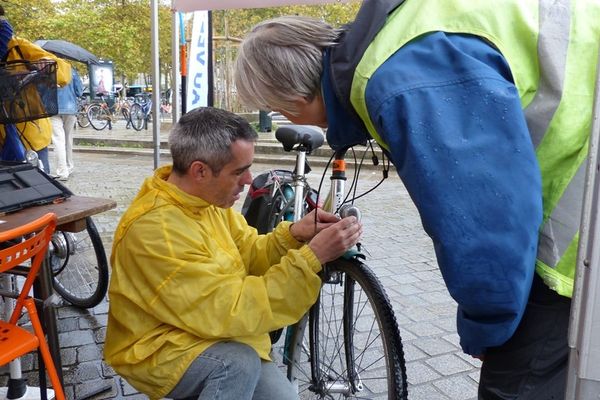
[308, 216, 362, 264]
[289, 209, 339, 242]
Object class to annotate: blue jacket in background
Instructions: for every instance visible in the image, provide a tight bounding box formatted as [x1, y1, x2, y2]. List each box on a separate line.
[57, 68, 83, 115]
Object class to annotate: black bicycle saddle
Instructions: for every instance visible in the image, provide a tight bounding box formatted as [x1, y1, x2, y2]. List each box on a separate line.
[275, 125, 325, 153]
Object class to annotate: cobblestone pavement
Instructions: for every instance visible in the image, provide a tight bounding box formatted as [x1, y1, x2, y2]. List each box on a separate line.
[2, 142, 481, 400]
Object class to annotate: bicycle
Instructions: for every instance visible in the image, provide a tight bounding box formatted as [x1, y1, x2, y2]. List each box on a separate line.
[87, 93, 132, 131]
[129, 93, 152, 131]
[76, 96, 91, 129]
[241, 125, 407, 399]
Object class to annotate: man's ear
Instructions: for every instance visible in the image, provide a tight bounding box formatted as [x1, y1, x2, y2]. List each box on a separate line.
[189, 160, 208, 180]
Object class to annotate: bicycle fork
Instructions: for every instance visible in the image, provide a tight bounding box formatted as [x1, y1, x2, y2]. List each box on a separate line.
[317, 149, 365, 395]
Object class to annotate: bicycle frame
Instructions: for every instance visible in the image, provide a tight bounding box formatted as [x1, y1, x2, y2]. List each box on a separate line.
[253, 125, 365, 392]
[242, 125, 406, 399]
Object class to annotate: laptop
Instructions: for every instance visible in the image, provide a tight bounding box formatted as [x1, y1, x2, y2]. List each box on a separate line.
[0, 162, 71, 214]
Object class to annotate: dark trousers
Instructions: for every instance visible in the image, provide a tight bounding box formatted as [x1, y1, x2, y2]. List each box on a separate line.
[478, 273, 571, 400]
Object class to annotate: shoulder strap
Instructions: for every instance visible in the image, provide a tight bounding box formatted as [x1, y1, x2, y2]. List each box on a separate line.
[2, 43, 25, 63]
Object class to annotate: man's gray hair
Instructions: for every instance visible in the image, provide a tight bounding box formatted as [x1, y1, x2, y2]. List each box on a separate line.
[234, 16, 340, 115]
[169, 107, 258, 175]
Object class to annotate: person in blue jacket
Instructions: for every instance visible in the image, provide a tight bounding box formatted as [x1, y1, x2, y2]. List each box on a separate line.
[234, 1, 599, 399]
[50, 67, 83, 181]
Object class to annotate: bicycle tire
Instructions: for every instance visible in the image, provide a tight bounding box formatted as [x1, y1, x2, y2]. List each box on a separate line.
[129, 103, 145, 131]
[77, 107, 90, 128]
[87, 103, 110, 131]
[286, 257, 407, 399]
[49, 217, 109, 308]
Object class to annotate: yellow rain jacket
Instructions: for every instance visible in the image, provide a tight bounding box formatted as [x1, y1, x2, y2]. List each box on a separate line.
[0, 37, 71, 151]
[104, 165, 323, 399]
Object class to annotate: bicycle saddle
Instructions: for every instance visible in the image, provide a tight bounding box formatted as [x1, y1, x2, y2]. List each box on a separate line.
[275, 125, 324, 153]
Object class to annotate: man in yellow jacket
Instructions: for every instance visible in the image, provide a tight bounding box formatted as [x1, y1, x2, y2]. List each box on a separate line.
[0, 7, 71, 172]
[104, 106, 362, 400]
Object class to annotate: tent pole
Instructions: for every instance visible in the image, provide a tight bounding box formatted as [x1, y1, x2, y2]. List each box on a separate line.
[151, 0, 161, 169]
[171, 9, 181, 124]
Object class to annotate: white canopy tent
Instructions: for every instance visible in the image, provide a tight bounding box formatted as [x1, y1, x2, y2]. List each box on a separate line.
[173, 0, 351, 12]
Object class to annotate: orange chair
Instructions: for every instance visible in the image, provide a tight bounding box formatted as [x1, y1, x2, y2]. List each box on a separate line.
[0, 212, 65, 400]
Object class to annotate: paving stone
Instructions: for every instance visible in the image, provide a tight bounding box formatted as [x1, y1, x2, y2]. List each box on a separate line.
[76, 379, 116, 400]
[406, 362, 442, 385]
[78, 344, 103, 363]
[60, 347, 78, 366]
[79, 314, 109, 330]
[59, 329, 96, 347]
[58, 317, 81, 332]
[74, 361, 103, 382]
[425, 354, 474, 376]
[407, 384, 449, 400]
[432, 376, 479, 400]
[414, 338, 459, 356]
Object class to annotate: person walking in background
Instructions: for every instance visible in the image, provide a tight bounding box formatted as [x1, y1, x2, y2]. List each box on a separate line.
[0, 5, 71, 172]
[234, 1, 600, 398]
[50, 67, 83, 181]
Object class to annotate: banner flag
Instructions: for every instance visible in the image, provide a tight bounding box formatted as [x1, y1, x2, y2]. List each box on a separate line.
[186, 10, 210, 112]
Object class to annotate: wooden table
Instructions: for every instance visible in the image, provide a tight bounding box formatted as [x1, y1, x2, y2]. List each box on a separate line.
[0, 195, 117, 387]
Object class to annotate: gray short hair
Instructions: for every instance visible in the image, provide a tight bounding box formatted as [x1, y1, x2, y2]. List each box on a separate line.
[169, 107, 258, 175]
[234, 16, 340, 115]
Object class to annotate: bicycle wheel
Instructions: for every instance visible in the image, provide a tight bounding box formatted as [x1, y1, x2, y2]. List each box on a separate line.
[87, 103, 110, 131]
[286, 258, 407, 399]
[48, 217, 109, 308]
[129, 103, 145, 131]
[77, 106, 90, 128]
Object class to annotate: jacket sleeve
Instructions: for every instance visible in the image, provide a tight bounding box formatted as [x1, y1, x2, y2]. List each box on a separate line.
[114, 212, 322, 339]
[72, 69, 83, 97]
[226, 209, 312, 276]
[366, 34, 543, 355]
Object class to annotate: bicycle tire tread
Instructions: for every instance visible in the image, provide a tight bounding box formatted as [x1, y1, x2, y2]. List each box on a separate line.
[52, 217, 109, 308]
[328, 258, 408, 399]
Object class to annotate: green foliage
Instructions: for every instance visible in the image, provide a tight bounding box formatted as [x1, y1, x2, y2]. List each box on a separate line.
[2, 0, 172, 86]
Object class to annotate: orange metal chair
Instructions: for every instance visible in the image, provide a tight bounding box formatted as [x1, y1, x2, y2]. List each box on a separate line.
[0, 212, 65, 400]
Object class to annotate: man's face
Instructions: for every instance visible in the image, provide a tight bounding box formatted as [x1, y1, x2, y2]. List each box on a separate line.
[201, 139, 254, 208]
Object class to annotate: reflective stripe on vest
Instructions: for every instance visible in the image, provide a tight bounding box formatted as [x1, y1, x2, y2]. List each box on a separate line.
[349, 0, 600, 296]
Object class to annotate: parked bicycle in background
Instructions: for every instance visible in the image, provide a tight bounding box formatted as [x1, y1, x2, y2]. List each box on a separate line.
[76, 96, 90, 128]
[128, 93, 152, 131]
[87, 92, 132, 131]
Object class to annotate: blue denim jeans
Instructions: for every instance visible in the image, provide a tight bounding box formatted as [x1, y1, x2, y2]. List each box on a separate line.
[166, 341, 298, 400]
[37, 147, 50, 174]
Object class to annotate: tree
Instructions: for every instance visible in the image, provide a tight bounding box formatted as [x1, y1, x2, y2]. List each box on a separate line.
[2, 0, 172, 90]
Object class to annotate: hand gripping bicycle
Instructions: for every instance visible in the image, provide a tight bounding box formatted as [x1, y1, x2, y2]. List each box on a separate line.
[242, 125, 407, 399]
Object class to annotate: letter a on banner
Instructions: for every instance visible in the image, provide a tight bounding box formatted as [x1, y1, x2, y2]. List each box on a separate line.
[186, 10, 209, 111]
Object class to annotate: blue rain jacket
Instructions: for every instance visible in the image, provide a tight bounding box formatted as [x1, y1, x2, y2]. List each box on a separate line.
[57, 68, 83, 114]
[324, 32, 542, 356]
